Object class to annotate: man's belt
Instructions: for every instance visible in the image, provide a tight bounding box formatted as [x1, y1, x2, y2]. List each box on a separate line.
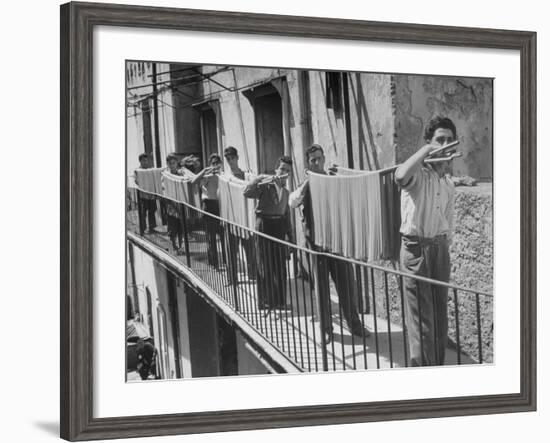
[402, 234, 447, 246]
[256, 213, 285, 220]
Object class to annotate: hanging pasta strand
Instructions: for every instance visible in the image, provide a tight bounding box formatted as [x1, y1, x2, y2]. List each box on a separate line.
[308, 167, 397, 262]
[218, 174, 256, 231]
[135, 168, 163, 195]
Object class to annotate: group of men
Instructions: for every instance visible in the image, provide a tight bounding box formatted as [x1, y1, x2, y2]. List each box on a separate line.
[134, 115, 459, 367]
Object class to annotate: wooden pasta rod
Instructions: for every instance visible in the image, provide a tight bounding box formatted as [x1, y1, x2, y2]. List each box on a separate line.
[424, 152, 463, 163]
[258, 174, 289, 185]
[427, 140, 460, 158]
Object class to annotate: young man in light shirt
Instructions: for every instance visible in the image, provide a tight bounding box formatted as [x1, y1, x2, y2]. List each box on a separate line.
[192, 154, 224, 268]
[394, 115, 457, 367]
[222, 146, 257, 283]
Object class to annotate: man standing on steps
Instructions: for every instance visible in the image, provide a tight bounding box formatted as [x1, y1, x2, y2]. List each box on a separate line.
[394, 115, 457, 367]
[289, 144, 371, 342]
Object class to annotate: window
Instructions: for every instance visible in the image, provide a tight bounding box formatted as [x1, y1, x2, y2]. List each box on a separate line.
[325, 71, 343, 114]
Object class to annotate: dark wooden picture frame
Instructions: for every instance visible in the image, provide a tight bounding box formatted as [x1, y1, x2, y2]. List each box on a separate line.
[60, 1, 536, 441]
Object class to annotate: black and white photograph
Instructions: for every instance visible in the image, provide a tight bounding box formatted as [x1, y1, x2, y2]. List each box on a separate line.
[1, 0, 543, 440]
[125, 61, 494, 380]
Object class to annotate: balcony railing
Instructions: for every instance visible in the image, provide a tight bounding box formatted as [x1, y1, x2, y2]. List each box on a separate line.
[126, 186, 493, 372]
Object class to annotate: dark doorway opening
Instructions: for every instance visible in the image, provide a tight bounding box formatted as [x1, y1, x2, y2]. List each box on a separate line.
[200, 107, 219, 164]
[186, 286, 220, 377]
[254, 92, 284, 174]
[140, 99, 154, 159]
[194, 100, 222, 167]
[243, 82, 286, 175]
[217, 315, 238, 376]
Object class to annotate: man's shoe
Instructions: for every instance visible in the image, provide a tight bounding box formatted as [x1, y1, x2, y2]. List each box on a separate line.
[323, 328, 334, 344]
[351, 323, 371, 338]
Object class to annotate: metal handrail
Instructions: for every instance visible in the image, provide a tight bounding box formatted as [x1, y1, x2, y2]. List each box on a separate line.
[128, 185, 492, 298]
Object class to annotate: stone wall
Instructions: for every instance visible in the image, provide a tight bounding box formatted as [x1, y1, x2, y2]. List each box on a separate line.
[449, 183, 493, 362]
[450, 183, 493, 293]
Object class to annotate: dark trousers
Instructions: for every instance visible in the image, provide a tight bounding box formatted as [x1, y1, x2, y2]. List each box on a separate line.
[243, 235, 257, 278]
[400, 235, 450, 367]
[256, 216, 288, 309]
[314, 249, 362, 334]
[225, 228, 257, 284]
[166, 202, 183, 249]
[202, 199, 225, 268]
[137, 192, 157, 234]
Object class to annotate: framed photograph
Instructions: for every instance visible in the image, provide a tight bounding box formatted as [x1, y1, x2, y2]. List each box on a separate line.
[60, 1, 536, 441]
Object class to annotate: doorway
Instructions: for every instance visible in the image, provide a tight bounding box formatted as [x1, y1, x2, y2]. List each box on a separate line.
[140, 99, 154, 159]
[200, 107, 219, 162]
[254, 92, 284, 174]
[195, 101, 221, 166]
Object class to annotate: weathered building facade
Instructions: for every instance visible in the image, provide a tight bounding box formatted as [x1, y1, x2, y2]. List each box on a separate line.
[127, 62, 493, 182]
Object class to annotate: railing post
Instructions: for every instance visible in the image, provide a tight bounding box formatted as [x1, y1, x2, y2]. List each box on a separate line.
[313, 253, 329, 372]
[228, 225, 240, 312]
[453, 289, 461, 365]
[136, 190, 145, 235]
[475, 293, 483, 364]
[179, 204, 191, 268]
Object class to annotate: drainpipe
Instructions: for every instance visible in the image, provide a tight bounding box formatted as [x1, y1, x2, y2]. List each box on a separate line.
[342, 72, 354, 169]
[151, 63, 162, 167]
[128, 242, 139, 317]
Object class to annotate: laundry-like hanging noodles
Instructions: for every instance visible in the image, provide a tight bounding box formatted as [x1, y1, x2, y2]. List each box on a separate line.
[135, 168, 163, 195]
[308, 166, 400, 262]
[161, 170, 200, 207]
[333, 166, 367, 176]
[218, 174, 256, 231]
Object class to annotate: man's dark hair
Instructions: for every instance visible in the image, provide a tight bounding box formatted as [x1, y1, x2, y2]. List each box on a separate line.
[223, 146, 238, 157]
[277, 155, 293, 168]
[305, 144, 324, 161]
[209, 153, 221, 164]
[180, 155, 200, 173]
[138, 153, 149, 162]
[166, 152, 178, 163]
[424, 116, 457, 142]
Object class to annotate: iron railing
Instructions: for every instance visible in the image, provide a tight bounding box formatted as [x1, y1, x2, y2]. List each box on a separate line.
[126, 186, 493, 372]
